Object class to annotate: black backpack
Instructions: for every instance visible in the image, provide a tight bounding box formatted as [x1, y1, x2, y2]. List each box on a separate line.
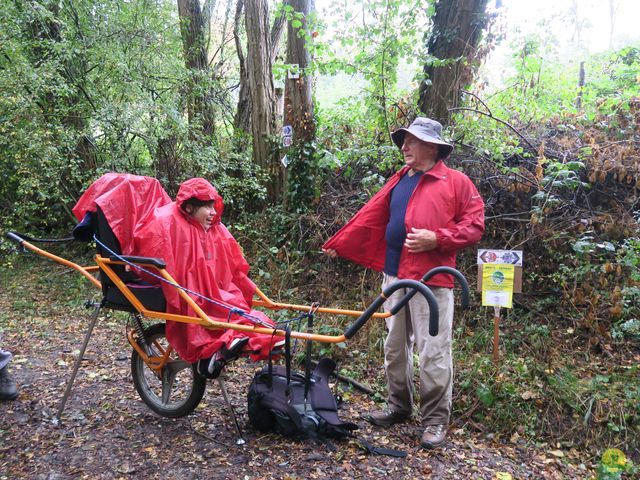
[246, 328, 406, 457]
[247, 356, 358, 439]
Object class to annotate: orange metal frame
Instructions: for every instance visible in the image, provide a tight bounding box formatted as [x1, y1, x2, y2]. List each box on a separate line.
[14, 237, 391, 372]
[95, 254, 390, 344]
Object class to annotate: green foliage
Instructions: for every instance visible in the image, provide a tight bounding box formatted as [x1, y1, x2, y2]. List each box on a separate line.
[596, 448, 638, 480]
[453, 310, 640, 451]
[453, 38, 640, 173]
[0, 0, 265, 237]
[286, 140, 320, 213]
[317, 0, 428, 132]
[531, 159, 588, 215]
[0, 0, 183, 232]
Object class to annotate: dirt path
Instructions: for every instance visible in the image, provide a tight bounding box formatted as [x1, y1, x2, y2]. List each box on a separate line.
[0, 264, 594, 479]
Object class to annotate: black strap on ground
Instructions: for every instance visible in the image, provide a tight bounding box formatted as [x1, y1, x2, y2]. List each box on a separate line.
[352, 435, 407, 458]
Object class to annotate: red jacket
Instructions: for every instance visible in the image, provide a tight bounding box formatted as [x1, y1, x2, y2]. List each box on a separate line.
[323, 162, 485, 288]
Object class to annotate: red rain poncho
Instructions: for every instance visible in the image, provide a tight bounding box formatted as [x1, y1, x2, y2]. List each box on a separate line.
[73, 174, 277, 363]
[72, 173, 172, 253]
[134, 178, 277, 362]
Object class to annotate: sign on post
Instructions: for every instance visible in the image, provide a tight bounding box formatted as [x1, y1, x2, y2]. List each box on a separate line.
[481, 263, 515, 308]
[477, 249, 523, 363]
[282, 125, 293, 148]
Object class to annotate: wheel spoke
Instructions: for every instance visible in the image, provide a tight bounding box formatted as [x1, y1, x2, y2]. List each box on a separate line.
[165, 359, 190, 375]
[161, 367, 176, 405]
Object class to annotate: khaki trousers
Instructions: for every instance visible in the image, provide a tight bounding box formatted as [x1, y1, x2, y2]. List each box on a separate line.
[382, 274, 454, 425]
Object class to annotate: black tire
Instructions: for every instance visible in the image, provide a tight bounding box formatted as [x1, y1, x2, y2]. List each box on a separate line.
[131, 323, 206, 418]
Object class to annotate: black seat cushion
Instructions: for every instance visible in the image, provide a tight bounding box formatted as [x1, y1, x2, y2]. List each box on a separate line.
[103, 281, 166, 313]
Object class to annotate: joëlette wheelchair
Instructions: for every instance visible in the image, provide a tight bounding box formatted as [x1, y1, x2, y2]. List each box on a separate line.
[6, 210, 469, 441]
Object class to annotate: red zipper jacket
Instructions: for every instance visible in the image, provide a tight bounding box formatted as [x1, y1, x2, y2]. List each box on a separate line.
[322, 162, 485, 288]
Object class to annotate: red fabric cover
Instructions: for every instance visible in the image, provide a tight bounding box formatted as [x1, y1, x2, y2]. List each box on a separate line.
[72, 173, 171, 255]
[134, 178, 276, 362]
[323, 162, 485, 288]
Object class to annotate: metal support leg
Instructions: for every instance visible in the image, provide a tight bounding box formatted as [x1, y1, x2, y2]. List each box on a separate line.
[217, 377, 245, 445]
[54, 303, 101, 423]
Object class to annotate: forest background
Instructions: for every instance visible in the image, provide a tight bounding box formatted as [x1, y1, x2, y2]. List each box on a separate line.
[0, 0, 639, 478]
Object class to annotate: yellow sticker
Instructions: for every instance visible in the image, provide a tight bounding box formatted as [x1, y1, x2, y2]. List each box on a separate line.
[482, 263, 515, 308]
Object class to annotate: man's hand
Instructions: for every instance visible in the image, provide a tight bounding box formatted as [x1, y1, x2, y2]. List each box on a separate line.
[323, 248, 338, 258]
[404, 227, 438, 253]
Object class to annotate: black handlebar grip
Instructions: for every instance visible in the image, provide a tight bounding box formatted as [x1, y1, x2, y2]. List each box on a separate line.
[386, 268, 470, 313]
[421, 266, 470, 309]
[344, 279, 440, 339]
[343, 295, 387, 339]
[385, 280, 439, 336]
[6, 231, 24, 244]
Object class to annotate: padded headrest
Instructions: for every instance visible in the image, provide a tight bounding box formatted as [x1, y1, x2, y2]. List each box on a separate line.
[72, 211, 97, 242]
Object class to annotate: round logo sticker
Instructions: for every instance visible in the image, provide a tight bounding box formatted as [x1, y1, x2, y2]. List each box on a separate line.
[492, 270, 505, 285]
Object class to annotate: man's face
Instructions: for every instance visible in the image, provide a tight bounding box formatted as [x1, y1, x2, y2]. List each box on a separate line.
[401, 133, 439, 171]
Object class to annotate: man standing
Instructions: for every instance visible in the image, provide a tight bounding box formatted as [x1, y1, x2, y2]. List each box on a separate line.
[323, 117, 484, 448]
[0, 348, 18, 401]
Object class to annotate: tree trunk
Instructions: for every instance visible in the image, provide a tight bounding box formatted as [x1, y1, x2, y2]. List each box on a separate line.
[233, 0, 251, 133]
[154, 135, 181, 195]
[418, 0, 489, 123]
[245, 0, 281, 202]
[284, 0, 314, 144]
[576, 61, 585, 109]
[283, 0, 316, 211]
[177, 0, 216, 138]
[234, 0, 286, 135]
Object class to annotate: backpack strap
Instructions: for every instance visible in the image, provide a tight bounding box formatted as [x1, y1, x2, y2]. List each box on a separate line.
[303, 311, 314, 401]
[284, 326, 292, 388]
[310, 358, 339, 411]
[310, 358, 359, 432]
[267, 325, 291, 389]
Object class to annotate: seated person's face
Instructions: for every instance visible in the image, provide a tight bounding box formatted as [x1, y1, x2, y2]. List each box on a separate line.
[186, 202, 216, 228]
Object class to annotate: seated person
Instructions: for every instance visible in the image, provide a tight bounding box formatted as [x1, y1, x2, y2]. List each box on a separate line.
[134, 178, 280, 377]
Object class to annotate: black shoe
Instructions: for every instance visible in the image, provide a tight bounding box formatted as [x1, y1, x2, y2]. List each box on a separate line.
[195, 337, 250, 379]
[0, 366, 18, 401]
[221, 337, 249, 362]
[196, 357, 225, 379]
[270, 338, 286, 356]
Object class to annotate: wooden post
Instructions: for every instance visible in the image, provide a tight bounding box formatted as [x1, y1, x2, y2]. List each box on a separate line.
[492, 306, 501, 363]
[576, 61, 585, 109]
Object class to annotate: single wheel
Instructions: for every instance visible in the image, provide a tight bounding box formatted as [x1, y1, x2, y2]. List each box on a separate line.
[131, 323, 206, 418]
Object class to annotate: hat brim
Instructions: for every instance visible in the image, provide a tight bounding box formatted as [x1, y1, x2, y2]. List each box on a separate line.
[391, 128, 454, 158]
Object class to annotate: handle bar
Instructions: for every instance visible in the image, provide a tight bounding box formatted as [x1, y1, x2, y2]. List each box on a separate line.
[344, 279, 439, 339]
[394, 266, 470, 311]
[6, 231, 24, 244]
